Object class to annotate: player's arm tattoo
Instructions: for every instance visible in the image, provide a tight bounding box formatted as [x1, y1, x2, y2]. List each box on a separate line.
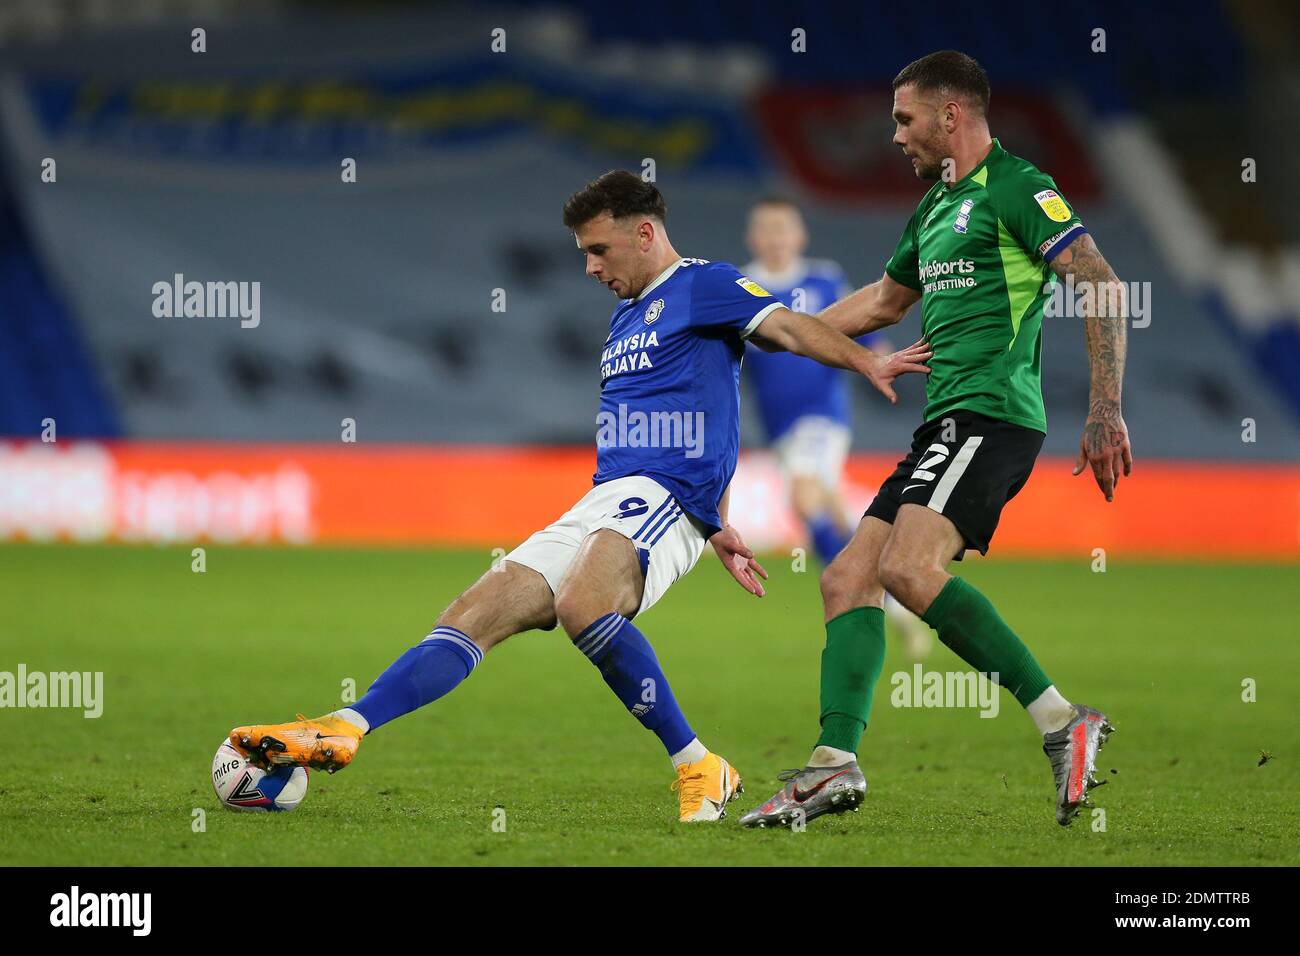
[1049, 233, 1127, 452]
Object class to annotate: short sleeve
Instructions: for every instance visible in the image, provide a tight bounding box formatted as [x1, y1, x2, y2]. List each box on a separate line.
[689, 263, 784, 339]
[884, 210, 921, 291]
[997, 172, 1087, 263]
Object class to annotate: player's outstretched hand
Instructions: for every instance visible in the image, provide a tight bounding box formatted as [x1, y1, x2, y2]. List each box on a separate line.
[1074, 406, 1133, 502]
[864, 339, 931, 404]
[710, 525, 768, 597]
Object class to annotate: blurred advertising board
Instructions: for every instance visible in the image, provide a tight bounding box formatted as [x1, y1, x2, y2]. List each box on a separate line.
[2, 440, 1296, 559]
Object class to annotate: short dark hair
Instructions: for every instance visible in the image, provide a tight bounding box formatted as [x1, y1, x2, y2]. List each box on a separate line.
[750, 193, 802, 215]
[562, 170, 667, 229]
[892, 50, 990, 117]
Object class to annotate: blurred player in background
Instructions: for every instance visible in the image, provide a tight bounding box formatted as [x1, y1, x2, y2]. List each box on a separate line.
[743, 196, 931, 659]
[227, 171, 931, 824]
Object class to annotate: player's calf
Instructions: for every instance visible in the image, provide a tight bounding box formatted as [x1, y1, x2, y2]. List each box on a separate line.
[571, 611, 710, 766]
[556, 534, 735, 819]
[575, 610, 740, 822]
[226, 563, 555, 775]
[343, 562, 555, 730]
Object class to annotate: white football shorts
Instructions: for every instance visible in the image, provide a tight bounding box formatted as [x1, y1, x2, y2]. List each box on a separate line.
[774, 415, 852, 487]
[504, 475, 708, 617]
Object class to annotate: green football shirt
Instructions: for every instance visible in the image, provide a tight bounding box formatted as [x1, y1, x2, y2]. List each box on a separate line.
[884, 138, 1086, 433]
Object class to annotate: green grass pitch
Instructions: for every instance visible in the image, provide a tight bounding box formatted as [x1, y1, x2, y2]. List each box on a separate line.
[1, 543, 1296, 866]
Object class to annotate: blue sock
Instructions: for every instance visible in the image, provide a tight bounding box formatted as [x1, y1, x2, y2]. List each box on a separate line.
[353, 625, 483, 732]
[807, 513, 850, 565]
[574, 613, 695, 756]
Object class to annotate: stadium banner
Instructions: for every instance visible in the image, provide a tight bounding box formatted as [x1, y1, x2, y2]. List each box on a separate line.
[1, 440, 1296, 559]
[19, 59, 761, 173]
[754, 87, 1099, 204]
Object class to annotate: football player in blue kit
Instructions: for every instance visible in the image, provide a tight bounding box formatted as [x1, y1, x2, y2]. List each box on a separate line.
[228, 171, 931, 823]
[743, 196, 932, 659]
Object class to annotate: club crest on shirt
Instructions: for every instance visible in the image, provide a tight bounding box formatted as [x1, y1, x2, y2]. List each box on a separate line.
[953, 198, 975, 234]
[644, 298, 664, 325]
[1033, 189, 1071, 222]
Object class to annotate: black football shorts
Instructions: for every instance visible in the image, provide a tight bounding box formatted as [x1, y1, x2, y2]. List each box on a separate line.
[865, 409, 1045, 557]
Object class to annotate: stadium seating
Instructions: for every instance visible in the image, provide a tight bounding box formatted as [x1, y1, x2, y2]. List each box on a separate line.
[0, 3, 1295, 462]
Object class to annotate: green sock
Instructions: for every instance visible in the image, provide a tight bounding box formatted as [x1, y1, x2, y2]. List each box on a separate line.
[922, 576, 1051, 708]
[816, 606, 886, 753]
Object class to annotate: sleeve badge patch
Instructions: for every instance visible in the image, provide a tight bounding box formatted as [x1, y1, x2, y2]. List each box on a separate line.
[1038, 226, 1076, 257]
[735, 277, 772, 297]
[1033, 189, 1072, 223]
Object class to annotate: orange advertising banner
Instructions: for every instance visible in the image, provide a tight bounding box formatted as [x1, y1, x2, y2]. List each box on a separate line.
[1, 440, 1296, 558]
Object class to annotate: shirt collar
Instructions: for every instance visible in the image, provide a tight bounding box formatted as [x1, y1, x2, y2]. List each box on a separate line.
[945, 138, 1000, 190]
[633, 258, 687, 303]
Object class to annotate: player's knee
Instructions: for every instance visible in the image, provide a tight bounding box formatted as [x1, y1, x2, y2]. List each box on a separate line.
[878, 551, 919, 603]
[553, 586, 599, 640]
[431, 594, 495, 652]
[435, 564, 556, 649]
[818, 561, 845, 608]
[820, 557, 881, 617]
[435, 592, 473, 633]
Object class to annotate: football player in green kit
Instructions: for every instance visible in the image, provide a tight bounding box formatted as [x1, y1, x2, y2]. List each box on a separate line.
[744, 51, 1131, 829]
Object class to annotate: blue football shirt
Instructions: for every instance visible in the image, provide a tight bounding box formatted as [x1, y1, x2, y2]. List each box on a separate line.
[594, 257, 783, 535]
[743, 258, 870, 441]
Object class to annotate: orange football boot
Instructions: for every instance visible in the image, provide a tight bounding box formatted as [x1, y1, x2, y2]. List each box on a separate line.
[671, 752, 743, 822]
[229, 713, 364, 774]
